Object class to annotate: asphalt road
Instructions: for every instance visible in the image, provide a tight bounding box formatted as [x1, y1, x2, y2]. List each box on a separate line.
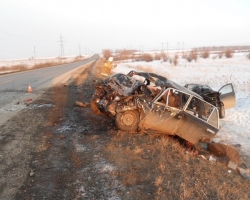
[0, 54, 98, 91]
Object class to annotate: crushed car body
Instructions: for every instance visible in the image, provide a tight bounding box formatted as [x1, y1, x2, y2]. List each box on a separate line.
[91, 71, 220, 145]
[184, 83, 236, 118]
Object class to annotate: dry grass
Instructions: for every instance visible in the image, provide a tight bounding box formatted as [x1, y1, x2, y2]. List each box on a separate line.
[225, 49, 234, 58]
[102, 49, 112, 60]
[154, 53, 161, 60]
[0, 64, 28, 72]
[201, 50, 210, 58]
[155, 176, 164, 187]
[141, 53, 153, 62]
[218, 51, 224, 58]
[187, 50, 198, 62]
[173, 56, 178, 66]
[160, 51, 168, 62]
[106, 131, 250, 199]
[32, 61, 62, 69]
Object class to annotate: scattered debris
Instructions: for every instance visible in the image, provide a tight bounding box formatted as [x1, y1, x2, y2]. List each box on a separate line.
[75, 101, 89, 107]
[57, 125, 72, 133]
[209, 155, 217, 162]
[238, 168, 250, 181]
[207, 143, 239, 164]
[29, 170, 35, 177]
[228, 161, 238, 170]
[4, 108, 17, 111]
[29, 104, 54, 108]
[23, 98, 33, 103]
[59, 135, 65, 139]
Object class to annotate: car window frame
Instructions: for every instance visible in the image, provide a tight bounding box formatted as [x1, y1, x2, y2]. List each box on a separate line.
[184, 96, 219, 129]
[152, 87, 219, 129]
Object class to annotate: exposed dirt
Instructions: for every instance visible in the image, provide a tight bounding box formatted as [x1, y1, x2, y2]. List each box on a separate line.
[1, 60, 250, 200]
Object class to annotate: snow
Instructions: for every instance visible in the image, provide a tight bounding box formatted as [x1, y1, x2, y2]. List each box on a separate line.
[112, 52, 250, 161]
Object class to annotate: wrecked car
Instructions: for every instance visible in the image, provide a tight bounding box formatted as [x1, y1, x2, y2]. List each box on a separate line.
[184, 83, 236, 118]
[91, 71, 220, 145]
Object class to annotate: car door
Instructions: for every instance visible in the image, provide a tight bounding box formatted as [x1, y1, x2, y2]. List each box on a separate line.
[218, 83, 236, 109]
[139, 88, 182, 134]
[176, 97, 220, 144]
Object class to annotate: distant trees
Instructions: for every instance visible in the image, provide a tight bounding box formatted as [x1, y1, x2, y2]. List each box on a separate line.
[102, 49, 112, 60]
[225, 49, 234, 58]
[186, 50, 198, 62]
[160, 51, 168, 62]
[218, 52, 223, 58]
[141, 53, 153, 62]
[154, 53, 161, 60]
[173, 55, 178, 66]
[201, 50, 210, 59]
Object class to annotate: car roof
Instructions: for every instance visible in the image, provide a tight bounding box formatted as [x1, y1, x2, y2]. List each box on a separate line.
[129, 71, 203, 98]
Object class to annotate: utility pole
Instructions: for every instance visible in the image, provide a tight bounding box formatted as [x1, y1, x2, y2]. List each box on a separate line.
[33, 46, 36, 61]
[79, 44, 81, 56]
[58, 34, 65, 58]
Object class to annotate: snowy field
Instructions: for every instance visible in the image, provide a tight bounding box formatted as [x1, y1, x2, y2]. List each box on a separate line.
[112, 52, 250, 162]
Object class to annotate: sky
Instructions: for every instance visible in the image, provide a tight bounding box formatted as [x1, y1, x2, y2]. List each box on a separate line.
[0, 0, 250, 60]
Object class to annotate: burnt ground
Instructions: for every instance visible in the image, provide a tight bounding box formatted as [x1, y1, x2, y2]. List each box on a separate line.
[1, 60, 250, 200]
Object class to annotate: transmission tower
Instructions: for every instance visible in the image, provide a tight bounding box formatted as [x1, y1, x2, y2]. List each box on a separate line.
[58, 34, 65, 58]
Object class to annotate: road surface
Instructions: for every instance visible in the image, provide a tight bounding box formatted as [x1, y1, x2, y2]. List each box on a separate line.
[0, 54, 98, 91]
[0, 54, 98, 125]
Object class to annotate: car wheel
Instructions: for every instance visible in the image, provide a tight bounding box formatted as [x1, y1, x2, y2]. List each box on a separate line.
[90, 99, 103, 115]
[219, 105, 225, 118]
[115, 110, 139, 131]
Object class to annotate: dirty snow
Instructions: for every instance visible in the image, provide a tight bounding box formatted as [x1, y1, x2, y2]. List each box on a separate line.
[112, 52, 250, 161]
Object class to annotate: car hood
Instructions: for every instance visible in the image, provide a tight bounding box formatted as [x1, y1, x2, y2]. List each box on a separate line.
[103, 73, 144, 96]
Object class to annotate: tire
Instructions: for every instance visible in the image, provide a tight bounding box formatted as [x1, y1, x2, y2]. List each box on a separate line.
[219, 104, 225, 118]
[115, 110, 140, 131]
